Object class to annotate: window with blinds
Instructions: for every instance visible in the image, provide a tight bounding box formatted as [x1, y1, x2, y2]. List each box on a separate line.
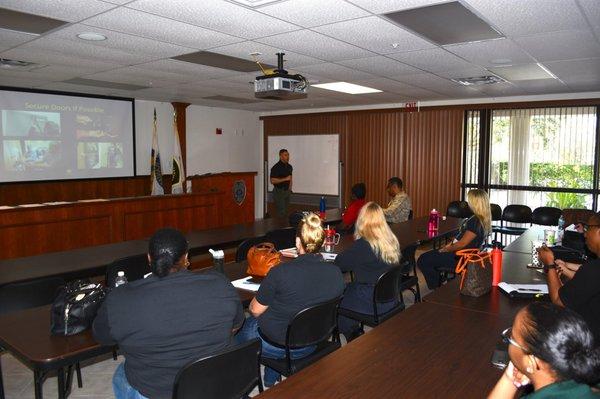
[462, 105, 599, 210]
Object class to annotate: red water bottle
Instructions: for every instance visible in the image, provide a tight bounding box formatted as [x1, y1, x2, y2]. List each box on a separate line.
[491, 244, 503, 287]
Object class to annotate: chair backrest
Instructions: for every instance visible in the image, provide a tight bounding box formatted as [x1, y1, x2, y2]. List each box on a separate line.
[446, 201, 473, 218]
[288, 211, 305, 229]
[286, 296, 342, 349]
[172, 338, 262, 399]
[502, 204, 532, 224]
[400, 244, 418, 275]
[562, 208, 596, 226]
[265, 227, 297, 250]
[105, 254, 150, 288]
[532, 206, 562, 226]
[373, 266, 402, 305]
[408, 209, 414, 220]
[235, 236, 267, 263]
[0, 276, 65, 316]
[490, 203, 502, 221]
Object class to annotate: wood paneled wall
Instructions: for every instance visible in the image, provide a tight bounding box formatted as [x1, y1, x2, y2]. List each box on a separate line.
[0, 175, 172, 206]
[263, 108, 464, 218]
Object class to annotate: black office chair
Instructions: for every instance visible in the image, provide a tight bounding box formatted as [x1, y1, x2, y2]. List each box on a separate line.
[172, 338, 263, 399]
[288, 211, 305, 229]
[0, 277, 85, 389]
[259, 296, 342, 377]
[408, 209, 414, 220]
[446, 201, 473, 219]
[487, 203, 503, 246]
[235, 236, 267, 263]
[532, 206, 562, 226]
[105, 254, 150, 288]
[399, 244, 420, 303]
[265, 227, 297, 250]
[338, 266, 405, 330]
[496, 204, 532, 244]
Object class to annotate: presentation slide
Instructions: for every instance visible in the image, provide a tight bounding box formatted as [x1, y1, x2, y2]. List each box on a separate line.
[0, 89, 134, 183]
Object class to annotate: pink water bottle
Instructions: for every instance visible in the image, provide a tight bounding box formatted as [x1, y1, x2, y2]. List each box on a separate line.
[428, 209, 440, 231]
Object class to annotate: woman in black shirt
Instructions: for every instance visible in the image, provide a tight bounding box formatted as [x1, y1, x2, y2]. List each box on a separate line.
[417, 189, 492, 290]
[335, 202, 401, 341]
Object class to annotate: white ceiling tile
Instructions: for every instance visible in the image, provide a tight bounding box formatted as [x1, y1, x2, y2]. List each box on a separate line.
[295, 63, 376, 81]
[544, 58, 600, 84]
[475, 82, 526, 96]
[435, 66, 490, 79]
[354, 77, 442, 97]
[134, 59, 239, 79]
[514, 79, 572, 94]
[0, 66, 90, 82]
[256, 30, 374, 61]
[84, 7, 243, 49]
[513, 30, 600, 62]
[0, 74, 50, 88]
[0, 29, 38, 52]
[445, 38, 536, 67]
[388, 48, 475, 72]
[391, 72, 483, 96]
[85, 66, 194, 87]
[0, 47, 124, 70]
[337, 56, 422, 76]
[128, 0, 299, 39]
[37, 82, 133, 97]
[314, 16, 435, 54]
[565, 80, 600, 92]
[101, 0, 134, 4]
[577, 0, 600, 24]
[208, 41, 325, 68]
[0, 0, 116, 22]
[463, 0, 588, 37]
[259, 0, 370, 27]
[346, 0, 444, 14]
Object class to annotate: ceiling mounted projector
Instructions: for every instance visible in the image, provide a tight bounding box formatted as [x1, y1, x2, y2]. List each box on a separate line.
[254, 53, 308, 100]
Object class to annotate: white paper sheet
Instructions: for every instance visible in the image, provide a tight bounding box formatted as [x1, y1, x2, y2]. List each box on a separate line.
[231, 276, 260, 292]
[498, 282, 548, 295]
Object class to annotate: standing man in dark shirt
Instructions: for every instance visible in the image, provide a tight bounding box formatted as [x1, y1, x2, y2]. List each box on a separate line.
[538, 213, 600, 342]
[270, 149, 293, 217]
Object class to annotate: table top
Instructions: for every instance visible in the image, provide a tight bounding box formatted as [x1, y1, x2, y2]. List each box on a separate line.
[0, 209, 343, 287]
[501, 225, 545, 254]
[256, 301, 510, 399]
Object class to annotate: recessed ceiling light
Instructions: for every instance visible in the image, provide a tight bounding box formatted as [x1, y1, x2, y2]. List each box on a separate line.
[77, 32, 107, 41]
[312, 82, 382, 94]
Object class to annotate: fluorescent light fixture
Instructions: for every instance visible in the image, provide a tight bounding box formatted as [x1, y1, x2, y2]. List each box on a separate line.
[77, 32, 107, 41]
[312, 82, 382, 94]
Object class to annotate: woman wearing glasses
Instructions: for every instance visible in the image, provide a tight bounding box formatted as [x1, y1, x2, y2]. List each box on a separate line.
[488, 302, 599, 398]
[537, 213, 600, 343]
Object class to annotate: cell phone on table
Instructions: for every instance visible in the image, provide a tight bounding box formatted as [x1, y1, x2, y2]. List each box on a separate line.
[490, 342, 509, 370]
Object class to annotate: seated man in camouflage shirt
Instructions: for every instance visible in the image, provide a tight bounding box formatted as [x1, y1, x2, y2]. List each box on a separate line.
[382, 177, 412, 224]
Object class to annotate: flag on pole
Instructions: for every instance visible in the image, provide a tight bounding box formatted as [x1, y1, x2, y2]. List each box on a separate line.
[171, 111, 185, 194]
[150, 108, 164, 195]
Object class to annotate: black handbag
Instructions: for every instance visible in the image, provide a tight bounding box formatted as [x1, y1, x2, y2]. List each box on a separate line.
[50, 279, 106, 336]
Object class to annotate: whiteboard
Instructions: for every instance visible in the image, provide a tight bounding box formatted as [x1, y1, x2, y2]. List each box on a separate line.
[268, 134, 339, 195]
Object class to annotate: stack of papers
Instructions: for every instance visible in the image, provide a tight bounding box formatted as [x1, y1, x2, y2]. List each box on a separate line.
[321, 252, 338, 261]
[231, 276, 260, 292]
[498, 282, 548, 298]
[280, 247, 298, 258]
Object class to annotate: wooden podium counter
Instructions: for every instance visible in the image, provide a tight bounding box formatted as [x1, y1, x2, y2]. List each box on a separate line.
[0, 192, 222, 260]
[189, 172, 257, 226]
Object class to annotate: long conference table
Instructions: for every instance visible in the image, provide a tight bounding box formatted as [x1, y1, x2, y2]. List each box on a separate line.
[256, 235, 543, 398]
[0, 214, 462, 399]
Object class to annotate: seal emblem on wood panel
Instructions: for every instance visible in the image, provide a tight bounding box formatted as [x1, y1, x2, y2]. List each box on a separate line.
[233, 180, 246, 205]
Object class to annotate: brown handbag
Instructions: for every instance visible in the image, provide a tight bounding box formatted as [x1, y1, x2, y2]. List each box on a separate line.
[246, 242, 281, 278]
[455, 249, 492, 297]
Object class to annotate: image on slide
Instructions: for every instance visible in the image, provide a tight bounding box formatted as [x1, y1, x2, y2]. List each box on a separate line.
[3, 140, 25, 171]
[76, 114, 118, 139]
[2, 110, 61, 137]
[20, 140, 62, 170]
[77, 142, 124, 169]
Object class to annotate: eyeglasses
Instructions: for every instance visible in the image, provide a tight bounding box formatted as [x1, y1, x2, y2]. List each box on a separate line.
[501, 327, 530, 354]
[581, 223, 600, 233]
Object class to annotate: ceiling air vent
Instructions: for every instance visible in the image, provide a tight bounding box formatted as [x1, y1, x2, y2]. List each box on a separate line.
[451, 75, 506, 86]
[0, 58, 37, 69]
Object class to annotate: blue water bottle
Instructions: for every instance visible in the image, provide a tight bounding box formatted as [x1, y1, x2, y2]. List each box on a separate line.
[319, 196, 326, 219]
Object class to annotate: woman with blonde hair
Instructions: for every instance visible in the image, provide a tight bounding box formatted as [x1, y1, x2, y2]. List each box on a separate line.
[417, 188, 492, 289]
[237, 213, 345, 386]
[335, 202, 401, 342]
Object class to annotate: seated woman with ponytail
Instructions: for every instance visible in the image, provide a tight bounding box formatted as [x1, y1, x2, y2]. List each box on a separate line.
[236, 213, 345, 387]
[93, 228, 244, 399]
[488, 302, 600, 399]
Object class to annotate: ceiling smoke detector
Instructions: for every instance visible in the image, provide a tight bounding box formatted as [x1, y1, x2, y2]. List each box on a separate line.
[0, 58, 37, 69]
[451, 75, 506, 86]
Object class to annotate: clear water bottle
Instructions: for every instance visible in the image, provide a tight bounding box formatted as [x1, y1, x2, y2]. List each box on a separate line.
[115, 271, 127, 287]
[557, 214, 565, 245]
